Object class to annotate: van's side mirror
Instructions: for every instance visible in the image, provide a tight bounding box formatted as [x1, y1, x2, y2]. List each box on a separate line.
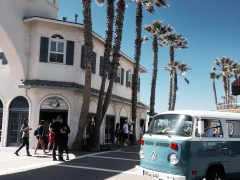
[198, 120, 204, 135]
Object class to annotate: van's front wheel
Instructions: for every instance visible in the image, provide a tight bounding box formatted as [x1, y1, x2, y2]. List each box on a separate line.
[205, 166, 224, 180]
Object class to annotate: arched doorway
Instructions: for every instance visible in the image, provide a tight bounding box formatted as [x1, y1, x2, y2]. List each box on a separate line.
[0, 100, 3, 142]
[8, 96, 29, 146]
[39, 96, 69, 134]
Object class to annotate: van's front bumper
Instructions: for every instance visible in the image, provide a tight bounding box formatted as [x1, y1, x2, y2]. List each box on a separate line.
[135, 165, 186, 180]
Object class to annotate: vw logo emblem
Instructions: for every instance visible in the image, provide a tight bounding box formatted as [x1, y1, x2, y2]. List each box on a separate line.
[151, 151, 157, 161]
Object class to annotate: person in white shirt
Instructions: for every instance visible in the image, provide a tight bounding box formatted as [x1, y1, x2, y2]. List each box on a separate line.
[122, 120, 129, 147]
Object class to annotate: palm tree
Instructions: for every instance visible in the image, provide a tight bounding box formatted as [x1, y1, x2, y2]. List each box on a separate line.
[210, 69, 219, 108]
[93, 0, 115, 151]
[160, 33, 188, 110]
[164, 61, 190, 110]
[73, 0, 94, 150]
[131, 0, 168, 144]
[214, 57, 236, 104]
[144, 21, 173, 123]
[102, 0, 126, 117]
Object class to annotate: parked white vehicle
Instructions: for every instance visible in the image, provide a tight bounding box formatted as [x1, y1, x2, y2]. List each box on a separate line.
[136, 110, 240, 180]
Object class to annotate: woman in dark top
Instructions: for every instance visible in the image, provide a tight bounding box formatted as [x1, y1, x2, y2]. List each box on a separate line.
[15, 118, 32, 156]
[34, 120, 46, 154]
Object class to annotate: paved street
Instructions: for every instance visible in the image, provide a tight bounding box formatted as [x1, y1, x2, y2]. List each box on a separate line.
[0, 145, 151, 180]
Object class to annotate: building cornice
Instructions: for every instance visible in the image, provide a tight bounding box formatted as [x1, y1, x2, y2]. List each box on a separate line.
[23, 16, 148, 73]
[18, 79, 148, 109]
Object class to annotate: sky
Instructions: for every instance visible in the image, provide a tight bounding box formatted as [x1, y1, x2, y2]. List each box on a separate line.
[58, 0, 240, 113]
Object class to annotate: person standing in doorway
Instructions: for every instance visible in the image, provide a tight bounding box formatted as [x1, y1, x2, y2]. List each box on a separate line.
[50, 115, 64, 161]
[14, 118, 32, 156]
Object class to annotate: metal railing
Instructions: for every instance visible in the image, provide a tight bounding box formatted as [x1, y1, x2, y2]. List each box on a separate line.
[217, 103, 240, 111]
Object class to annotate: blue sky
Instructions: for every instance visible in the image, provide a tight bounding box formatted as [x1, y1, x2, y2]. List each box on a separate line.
[58, 0, 240, 113]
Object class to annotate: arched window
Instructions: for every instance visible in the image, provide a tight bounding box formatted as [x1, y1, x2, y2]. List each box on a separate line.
[8, 96, 29, 146]
[49, 34, 65, 63]
[10, 96, 29, 109]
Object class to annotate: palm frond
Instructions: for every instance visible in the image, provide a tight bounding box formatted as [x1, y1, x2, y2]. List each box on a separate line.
[95, 0, 104, 6]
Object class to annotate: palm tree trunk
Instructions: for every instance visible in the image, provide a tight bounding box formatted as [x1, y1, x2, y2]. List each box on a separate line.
[131, 1, 142, 145]
[168, 46, 174, 111]
[212, 79, 218, 108]
[73, 0, 93, 150]
[227, 74, 230, 103]
[93, 0, 114, 152]
[150, 35, 158, 121]
[172, 71, 177, 110]
[223, 76, 228, 104]
[102, 0, 126, 119]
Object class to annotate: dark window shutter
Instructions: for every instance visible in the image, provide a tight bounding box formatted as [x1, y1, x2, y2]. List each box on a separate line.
[126, 71, 129, 87]
[39, 37, 49, 62]
[66, 40, 74, 65]
[138, 77, 140, 92]
[80, 46, 86, 69]
[121, 68, 124, 85]
[99, 56, 104, 76]
[92, 52, 96, 74]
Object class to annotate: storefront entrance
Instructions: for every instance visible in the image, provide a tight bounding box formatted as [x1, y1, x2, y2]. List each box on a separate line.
[105, 116, 115, 144]
[39, 96, 69, 135]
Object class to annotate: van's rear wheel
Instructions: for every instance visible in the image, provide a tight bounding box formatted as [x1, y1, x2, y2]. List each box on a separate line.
[205, 166, 224, 180]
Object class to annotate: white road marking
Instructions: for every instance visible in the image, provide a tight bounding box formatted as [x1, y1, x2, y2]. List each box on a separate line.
[56, 164, 138, 175]
[91, 155, 140, 162]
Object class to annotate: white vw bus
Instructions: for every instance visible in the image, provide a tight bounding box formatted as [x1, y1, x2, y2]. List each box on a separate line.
[136, 110, 240, 180]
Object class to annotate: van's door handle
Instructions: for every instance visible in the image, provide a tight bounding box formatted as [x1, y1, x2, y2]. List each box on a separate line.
[222, 147, 228, 150]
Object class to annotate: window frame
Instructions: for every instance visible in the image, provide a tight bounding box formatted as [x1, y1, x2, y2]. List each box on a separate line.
[48, 34, 66, 64]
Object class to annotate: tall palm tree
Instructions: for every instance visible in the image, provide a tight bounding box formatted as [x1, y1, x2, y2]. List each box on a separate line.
[144, 21, 173, 123]
[131, 0, 168, 144]
[164, 61, 190, 110]
[102, 0, 126, 118]
[214, 57, 236, 104]
[73, 0, 94, 150]
[93, 0, 115, 151]
[160, 33, 188, 110]
[210, 69, 219, 108]
[172, 62, 190, 110]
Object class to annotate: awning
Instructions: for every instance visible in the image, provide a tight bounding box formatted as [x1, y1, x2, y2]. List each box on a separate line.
[232, 77, 240, 95]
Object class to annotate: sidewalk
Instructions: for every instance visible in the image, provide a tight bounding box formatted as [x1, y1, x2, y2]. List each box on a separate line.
[0, 145, 140, 176]
[0, 147, 77, 176]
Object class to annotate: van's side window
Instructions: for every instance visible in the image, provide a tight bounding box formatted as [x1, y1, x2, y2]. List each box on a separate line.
[227, 120, 240, 138]
[196, 119, 223, 137]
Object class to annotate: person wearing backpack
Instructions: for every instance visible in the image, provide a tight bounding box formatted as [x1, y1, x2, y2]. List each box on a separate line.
[34, 120, 47, 154]
[14, 118, 32, 156]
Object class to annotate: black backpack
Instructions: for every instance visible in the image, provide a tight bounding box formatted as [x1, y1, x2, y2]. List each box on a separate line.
[34, 128, 38, 136]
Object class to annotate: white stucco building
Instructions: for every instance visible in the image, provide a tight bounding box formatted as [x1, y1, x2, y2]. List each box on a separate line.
[0, 0, 148, 148]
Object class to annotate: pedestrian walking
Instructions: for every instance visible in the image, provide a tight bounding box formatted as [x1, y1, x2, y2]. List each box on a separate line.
[14, 118, 32, 156]
[50, 115, 64, 161]
[34, 120, 47, 154]
[122, 120, 129, 147]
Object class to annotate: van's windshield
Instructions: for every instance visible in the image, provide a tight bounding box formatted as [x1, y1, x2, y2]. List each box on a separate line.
[147, 114, 193, 137]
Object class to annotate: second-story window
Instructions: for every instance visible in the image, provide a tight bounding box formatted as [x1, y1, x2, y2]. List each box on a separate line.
[126, 70, 132, 88]
[49, 34, 65, 63]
